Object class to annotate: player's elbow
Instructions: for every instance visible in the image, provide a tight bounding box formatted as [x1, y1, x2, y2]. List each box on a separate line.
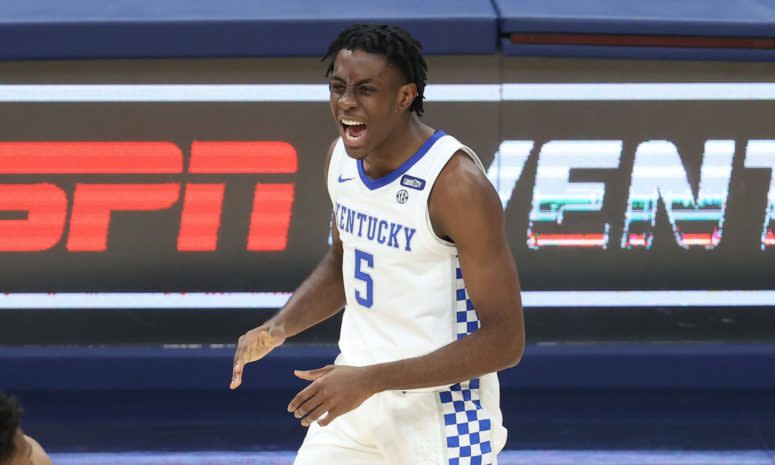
[505, 308, 526, 367]
[501, 335, 524, 368]
[486, 323, 525, 369]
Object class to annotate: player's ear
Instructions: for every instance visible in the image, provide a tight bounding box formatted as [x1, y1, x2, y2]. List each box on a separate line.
[397, 82, 417, 111]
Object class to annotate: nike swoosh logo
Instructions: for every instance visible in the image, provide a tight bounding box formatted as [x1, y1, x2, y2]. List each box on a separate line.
[338, 175, 354, 183]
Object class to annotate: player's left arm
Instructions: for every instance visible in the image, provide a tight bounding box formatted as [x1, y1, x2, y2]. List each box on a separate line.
[288, 151, 525, 427]
[373, 150, 526, 383]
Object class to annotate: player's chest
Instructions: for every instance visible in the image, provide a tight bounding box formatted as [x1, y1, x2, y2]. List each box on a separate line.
[333, 197, 420, 254]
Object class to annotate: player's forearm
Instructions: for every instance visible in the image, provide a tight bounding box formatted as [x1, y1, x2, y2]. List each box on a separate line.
[264, 245, 346, 339]
[367, 323, 524, 392]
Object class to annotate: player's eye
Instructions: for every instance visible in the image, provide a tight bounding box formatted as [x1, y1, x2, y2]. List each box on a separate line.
[328, 83, 346, 95]
[357, 86, 376, 96]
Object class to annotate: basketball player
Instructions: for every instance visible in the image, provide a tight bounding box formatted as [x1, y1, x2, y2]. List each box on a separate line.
[231, 24, 525, 465]
[0, 392, 52, 465]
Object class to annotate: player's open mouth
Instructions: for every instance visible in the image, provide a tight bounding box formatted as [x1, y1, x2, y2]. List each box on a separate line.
[340, 118, 368, 145]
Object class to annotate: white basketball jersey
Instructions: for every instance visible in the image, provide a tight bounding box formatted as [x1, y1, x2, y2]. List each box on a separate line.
[326, 131, 505, 445]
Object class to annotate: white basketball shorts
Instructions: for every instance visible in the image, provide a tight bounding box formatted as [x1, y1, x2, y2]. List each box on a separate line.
[293, 378, 507, 465]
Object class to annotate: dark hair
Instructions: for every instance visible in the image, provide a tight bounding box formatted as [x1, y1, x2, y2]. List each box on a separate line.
[323, 24, 428, 116]
[0, 391, 23, 464]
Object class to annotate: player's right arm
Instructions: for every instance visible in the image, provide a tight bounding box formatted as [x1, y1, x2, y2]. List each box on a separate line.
[230, 139, 345, 390]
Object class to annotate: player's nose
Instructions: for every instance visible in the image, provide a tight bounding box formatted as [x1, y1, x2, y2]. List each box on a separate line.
[336, 88, 358, 110]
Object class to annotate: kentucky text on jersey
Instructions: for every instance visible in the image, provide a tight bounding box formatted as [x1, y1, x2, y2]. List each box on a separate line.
[335, 202, 416, 251]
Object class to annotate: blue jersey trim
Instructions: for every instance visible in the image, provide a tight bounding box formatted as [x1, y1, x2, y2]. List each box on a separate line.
[357, 130, 446, 191]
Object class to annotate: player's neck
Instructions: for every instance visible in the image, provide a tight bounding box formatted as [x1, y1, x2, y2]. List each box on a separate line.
[363, 116, 435, 179]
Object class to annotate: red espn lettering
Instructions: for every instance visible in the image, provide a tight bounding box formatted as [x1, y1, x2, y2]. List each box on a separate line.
[67, 184, 180, 251]
[0, 141, 297, 252]
[0, 184, 67, 251]
[0, 142, 182, 174]
[248, 184, 295, 251]
[177, 184, 226, 252]
[190, 141, 297, 174]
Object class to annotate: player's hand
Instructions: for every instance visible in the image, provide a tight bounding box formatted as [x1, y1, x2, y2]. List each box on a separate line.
[288, 365, 379, 427]
[230, 325, 286, 390]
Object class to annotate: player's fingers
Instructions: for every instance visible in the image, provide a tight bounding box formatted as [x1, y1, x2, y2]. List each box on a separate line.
[230, 336, 247, 389]
[300, 400, 332, 427]
[294, 365, 335, 380]
[232, 335, 245, 363]
[288, 382, 319, 413]
[230, 362, 244, 390]
[293, 370, 318, 381]
[317, 407, 340, 427]
[293, 394, 324, 421]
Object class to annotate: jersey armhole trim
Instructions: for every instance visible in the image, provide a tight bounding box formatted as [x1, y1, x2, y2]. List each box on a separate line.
[423, 144, 486, 248]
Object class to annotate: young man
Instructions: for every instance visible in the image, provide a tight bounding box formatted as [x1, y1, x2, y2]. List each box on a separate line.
[0, 392, 52, 465]
[231, 24, 525, 465]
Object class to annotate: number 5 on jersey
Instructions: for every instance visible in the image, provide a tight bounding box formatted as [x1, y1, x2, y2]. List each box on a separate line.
[354, 249, 374, 308]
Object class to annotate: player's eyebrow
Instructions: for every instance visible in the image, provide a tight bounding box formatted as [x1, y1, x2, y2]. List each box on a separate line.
[329, 75, 376, 86]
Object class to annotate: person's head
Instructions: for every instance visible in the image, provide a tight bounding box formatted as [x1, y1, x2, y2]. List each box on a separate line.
[0, 392, 50, 465]
[322, 24, 428, 158]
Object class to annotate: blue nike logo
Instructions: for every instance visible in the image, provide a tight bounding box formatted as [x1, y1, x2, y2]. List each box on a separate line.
[338, 174, 354, 183]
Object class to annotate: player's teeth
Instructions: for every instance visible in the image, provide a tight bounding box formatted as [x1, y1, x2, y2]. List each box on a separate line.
[341, 119, 364, 126]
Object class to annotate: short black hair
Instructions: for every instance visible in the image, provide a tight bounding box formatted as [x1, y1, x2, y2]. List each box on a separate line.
[323, 24, 428, 116]
[0, 391, 23, 465]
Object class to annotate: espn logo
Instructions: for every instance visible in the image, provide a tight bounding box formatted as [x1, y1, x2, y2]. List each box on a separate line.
[0, 141, 297, 252]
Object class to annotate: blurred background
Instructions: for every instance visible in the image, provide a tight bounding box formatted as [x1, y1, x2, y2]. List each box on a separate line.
[1, 0, 775, 464]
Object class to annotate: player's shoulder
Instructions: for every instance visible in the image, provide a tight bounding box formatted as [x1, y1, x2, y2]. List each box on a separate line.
[429, 148, 501, 223]
[433, 149, 493, 204]
[428, 146, 502, 240]
[25, 435, 53, 465]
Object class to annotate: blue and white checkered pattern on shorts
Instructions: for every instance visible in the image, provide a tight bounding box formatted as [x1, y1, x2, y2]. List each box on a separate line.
[438, 260, 494, 465]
